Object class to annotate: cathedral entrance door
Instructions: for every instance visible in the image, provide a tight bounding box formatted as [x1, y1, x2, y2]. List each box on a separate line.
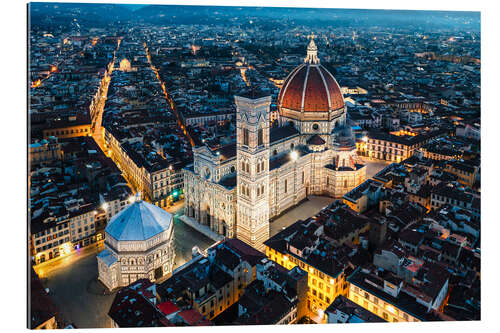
[154, 266, 163, 280]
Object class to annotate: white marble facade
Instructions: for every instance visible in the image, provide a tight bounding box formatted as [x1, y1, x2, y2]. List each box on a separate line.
[183, 38, 366, 250]
[97, 199, 175, 290]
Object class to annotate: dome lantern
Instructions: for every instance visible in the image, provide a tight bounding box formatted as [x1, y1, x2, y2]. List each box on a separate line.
[304, 33, 320, 64]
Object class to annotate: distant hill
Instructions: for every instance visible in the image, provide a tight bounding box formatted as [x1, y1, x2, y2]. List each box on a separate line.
[28, 3, 480, 32]
[29, 2, 133, 27]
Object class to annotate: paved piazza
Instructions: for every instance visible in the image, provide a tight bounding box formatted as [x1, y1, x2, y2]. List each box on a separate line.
[361, 157, 391, 179]
[270, 196, 336, 237]
[35, 207, 215, 328]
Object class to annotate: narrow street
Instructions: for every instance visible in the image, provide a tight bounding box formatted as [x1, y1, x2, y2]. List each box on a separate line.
[143, 41, 195, 147]
[90, 38, 122, 151]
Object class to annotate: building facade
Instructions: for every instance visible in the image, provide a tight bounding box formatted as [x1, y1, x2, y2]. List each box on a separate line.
[97, 198, 175, 290]
[183, 38, 366, 251]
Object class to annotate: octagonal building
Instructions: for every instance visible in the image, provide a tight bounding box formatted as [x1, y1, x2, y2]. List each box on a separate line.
[97, 198, 175, 290]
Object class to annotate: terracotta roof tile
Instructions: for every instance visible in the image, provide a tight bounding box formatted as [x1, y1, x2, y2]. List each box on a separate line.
[279, 64, 344, 114]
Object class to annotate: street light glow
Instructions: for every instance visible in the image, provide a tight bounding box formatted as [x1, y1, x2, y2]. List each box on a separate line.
[290, 150, 298, 161]
[101, 203, 109, 211]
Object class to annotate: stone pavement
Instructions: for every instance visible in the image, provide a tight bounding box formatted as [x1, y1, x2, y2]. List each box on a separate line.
[178, 215, 224, 242]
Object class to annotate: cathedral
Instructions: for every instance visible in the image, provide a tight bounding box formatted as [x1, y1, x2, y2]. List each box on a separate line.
[183, 37, 366, 251]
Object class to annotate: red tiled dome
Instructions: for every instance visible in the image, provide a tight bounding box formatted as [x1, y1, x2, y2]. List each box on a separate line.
[278, 64, 344, 113]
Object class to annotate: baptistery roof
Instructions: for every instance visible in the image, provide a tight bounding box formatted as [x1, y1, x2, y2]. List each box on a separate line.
[278, 37, 344, 115]
[105, 199, 173, 241]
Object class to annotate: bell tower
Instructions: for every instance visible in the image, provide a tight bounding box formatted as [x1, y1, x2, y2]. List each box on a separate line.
[235, 91, 271, 251]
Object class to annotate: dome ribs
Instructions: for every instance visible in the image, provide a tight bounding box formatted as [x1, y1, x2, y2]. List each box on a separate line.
[279, 64, 344, 115]
[320, 66, 344, 110]
[280, 65, 307, 111]
[303, 66, 329, 111]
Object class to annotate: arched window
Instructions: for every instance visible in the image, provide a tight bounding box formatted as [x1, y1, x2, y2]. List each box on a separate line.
[261, 161, 265, 171]
[273, 149, 278, 156]
[257, 163, 261, 173]
[291, 143, 295, 150]
[243, 128, 249, 146]
[230, 166, 235, 173]
[258, 128, 263, 146]
[344, 179, 348, 188]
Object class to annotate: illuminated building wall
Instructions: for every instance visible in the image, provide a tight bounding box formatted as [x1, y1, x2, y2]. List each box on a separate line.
[31, 219, 72, 265]
[347, 281, 422, 323]
[264, 245, 348, 323]
[103, 128, 182, 209]
[42, 123, 91, 139]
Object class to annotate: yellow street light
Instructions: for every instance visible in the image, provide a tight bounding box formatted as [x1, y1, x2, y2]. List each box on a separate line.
[290, 151, 299, 161]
